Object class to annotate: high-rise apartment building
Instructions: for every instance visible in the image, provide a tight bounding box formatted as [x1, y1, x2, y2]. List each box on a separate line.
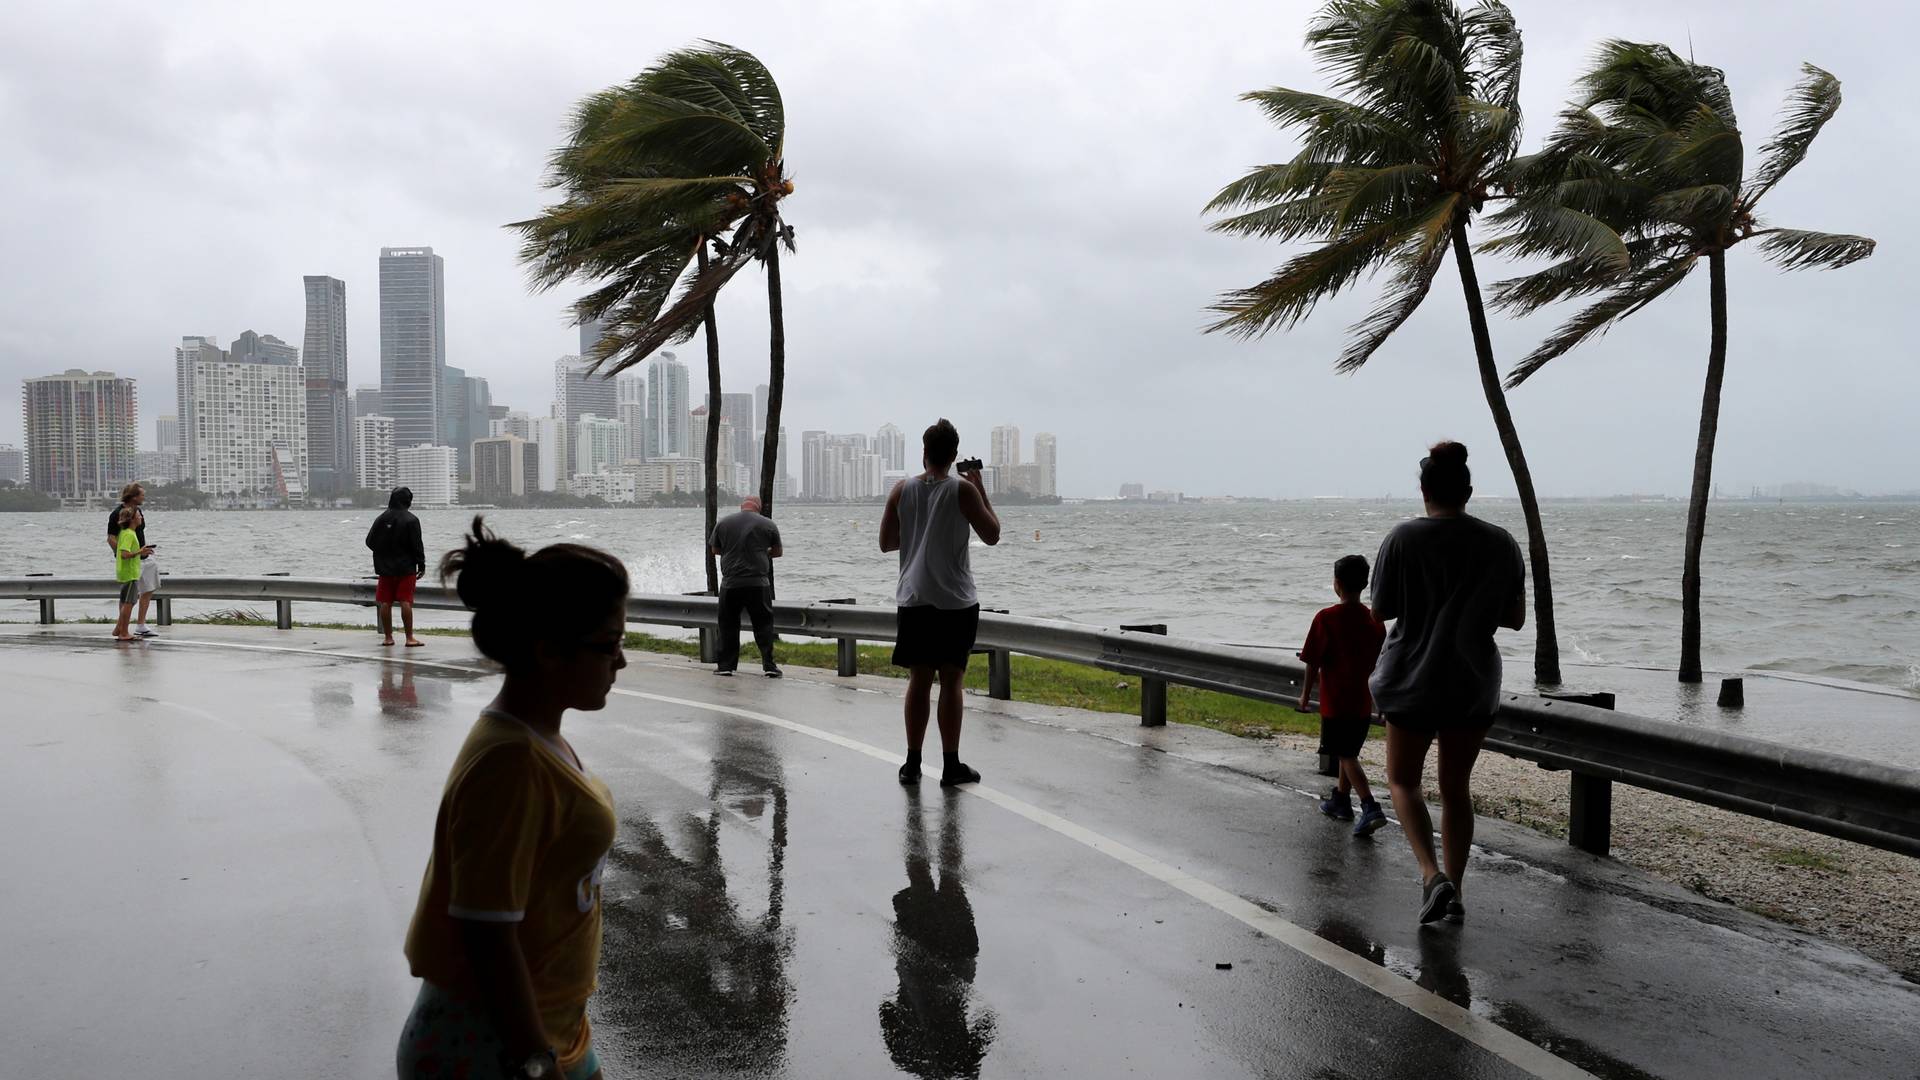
[616, 372, 647, 463]
[472, 435, 539, 500]
[875, 423, 906, 472]
[396, 444, 456, 507]
[553, 355, 618, 479]
[709, 392, 756, 470]
[23, 369, 138, 502]
[990, 424, 1021, 469]
[135, 450, 183, 484]
[439, 368, 491, 482]
[574, 415, 627, 477]
[492, 410, 533, 440]
[378, 247, 446, 451]
[173, 335, 223, 480]
[354, 414, 397, 491]
[754, 384, 770, 434]
[1032, 432, 1058, 497]
[0, 444, 23, 486]
[302, 275, 351, 497]
[188, 335, 308, 504]
[155, 415, 180, 456]
[645, 353, 690, 459]
[531, 415, 563, 492]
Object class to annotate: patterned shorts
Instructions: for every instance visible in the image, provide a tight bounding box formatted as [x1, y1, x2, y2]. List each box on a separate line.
[396, 982, 600, 1079]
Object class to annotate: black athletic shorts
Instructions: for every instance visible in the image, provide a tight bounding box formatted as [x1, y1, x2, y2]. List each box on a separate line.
[892, 604, 980, 670]
[1317, 714, 1371, 759]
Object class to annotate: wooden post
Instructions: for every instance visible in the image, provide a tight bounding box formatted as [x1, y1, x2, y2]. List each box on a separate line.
[1120, 623, 1168, 727]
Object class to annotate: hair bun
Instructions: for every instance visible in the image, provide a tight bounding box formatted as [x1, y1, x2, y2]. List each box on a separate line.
[442, 516, 529, 613]
[1427, 440, 1468, 465]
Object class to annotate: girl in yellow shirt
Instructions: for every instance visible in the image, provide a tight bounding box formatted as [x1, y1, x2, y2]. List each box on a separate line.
[399, 518, 629, 1080]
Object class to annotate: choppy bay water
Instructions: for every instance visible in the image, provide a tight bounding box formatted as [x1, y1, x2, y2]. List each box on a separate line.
[3, 499, 1914, 696]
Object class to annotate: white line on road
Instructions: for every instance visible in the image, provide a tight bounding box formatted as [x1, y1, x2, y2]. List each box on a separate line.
[5, 631, 1594, 1079]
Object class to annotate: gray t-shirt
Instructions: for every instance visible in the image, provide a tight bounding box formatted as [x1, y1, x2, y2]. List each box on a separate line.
[709, 511, 782, 589]
[1368, 513, 1525, 718]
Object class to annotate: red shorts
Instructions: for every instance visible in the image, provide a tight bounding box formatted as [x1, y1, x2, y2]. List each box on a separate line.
[375, 574, 417, 604]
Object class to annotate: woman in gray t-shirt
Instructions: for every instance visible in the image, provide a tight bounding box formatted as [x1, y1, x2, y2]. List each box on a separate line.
[1370, 442, 1526, 926]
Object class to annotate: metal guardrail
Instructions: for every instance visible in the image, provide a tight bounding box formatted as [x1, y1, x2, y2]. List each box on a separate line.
[4, 574, 1918, 860]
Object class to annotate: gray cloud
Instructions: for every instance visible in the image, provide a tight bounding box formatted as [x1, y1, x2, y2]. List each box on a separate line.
[2, 0, 1912, 497]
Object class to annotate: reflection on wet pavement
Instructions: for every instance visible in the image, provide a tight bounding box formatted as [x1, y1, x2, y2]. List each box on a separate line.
[880, 789, 996, 1079]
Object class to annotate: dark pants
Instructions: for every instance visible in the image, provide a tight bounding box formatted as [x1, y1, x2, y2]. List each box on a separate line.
[717, 585, 776, 670]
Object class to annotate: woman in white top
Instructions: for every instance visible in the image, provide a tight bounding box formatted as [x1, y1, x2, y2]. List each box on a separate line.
[879, 419, 1001, 787]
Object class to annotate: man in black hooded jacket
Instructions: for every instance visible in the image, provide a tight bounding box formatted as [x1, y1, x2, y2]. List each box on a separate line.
[365, 487, 426, 646]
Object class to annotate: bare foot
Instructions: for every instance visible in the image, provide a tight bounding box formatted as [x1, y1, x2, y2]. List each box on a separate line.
[381, 638, 396, 646]
[404, 638, 425, 647]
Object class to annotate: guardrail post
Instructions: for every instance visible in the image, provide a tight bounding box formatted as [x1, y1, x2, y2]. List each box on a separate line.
[1546, 692, 1617, 856]
[262, 572, 292, 630]
[822, 598, 858, 676]
[39, 598, 56, 625]
[1120, 623, 1168, 726]
[987, 649, 1012, 700]
[684, 591, 716, 663]
[155, 596, 172, 626]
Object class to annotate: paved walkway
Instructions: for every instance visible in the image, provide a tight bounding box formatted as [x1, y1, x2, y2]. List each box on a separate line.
[1, 625, 1915, 1079]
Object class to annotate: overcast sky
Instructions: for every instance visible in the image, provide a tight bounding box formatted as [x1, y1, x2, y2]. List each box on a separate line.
[2, 0, 1911, 498]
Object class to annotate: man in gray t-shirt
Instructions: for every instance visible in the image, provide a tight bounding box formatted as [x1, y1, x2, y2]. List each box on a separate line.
[708, 498, 784, 676]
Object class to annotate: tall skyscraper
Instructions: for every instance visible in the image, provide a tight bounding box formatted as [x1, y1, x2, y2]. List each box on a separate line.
[573, 415, 627, 478]
[553, 355, 618, 479]
[174, 335, 223, 480]
[645, 353, 690, 458]
[990, 425, 1021, 469]
[579, 318, 605, 361]
[188, 335, 308, 504]
[155, 415, 180, 456]
[354, 414, 397, 491]
[531, 415, 563, 492]
[378, 247, 446, 451]
[616, 372, 647, 462]
[0, 444, 23, 486]
[302, 275, 351, 497]
[1033, 432, 1058, 497]
[439, 368, 492, 482]
[875, 423, 906, 472]
[353, 385, 383, 419]
[754, 384, 770, 434]
[23, 369, 138, 502]
[473, 435, 539, 500]
[707, 392, 756, 470]
[396, 444, 456, 507]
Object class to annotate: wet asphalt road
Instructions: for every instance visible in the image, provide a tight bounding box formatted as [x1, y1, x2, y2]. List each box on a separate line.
[1, 626, 1915, 1079]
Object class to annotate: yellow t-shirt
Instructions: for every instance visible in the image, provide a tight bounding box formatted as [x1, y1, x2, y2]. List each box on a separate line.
[405, 709, 617, 1066]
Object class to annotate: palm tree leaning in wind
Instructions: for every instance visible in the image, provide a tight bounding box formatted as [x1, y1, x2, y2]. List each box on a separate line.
[1206, 0, 1562, 684]
[512, 41, 794, 592]
[1485, 43, 1874, 682]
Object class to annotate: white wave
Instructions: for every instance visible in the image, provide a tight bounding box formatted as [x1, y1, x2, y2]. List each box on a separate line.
[569, 533, 592, 540]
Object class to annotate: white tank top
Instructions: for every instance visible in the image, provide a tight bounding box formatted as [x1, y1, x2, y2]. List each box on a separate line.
[894, 474, 977, 609]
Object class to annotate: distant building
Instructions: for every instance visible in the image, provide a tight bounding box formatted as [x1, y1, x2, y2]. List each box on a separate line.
[472, 435, 539, 500]
[23, 369, 138, 503]
[1033, 432, 1058, 497]
[1147, 490, 1183, 503]
[990, 424, 1021, 469]
[355, 414, 397, 491]
[573, 414, 628, 478]
[491, 410, 533, 440]
[754, 383, 769, 434]
[633, 456, 702, 498]
[378, 247, 447, 452]
[554, 355, 618, 479]
[0, 444, 22, 486]
[531, 415, 563, 492]
[645, 353, 690, 458]
[570, 470, 636, 504]
[302, 275, 351, 497]
[135, 450, 183, 484]
[875, 422, 906, 472]
[579, 318, 605, 361]
[155, 415, 180, 457]
[173, 335, 224, 481]
[353, 385, 382, 420]
[1004, 462, 1046, 496]
[188, 334, 307, 505]
[1119, 482, 1145, 500]
[396, 444, 456, 507]
[616, 372, 647, 462]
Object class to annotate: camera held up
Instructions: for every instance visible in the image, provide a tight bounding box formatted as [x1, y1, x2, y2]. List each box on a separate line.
[955, 457, 984, 474]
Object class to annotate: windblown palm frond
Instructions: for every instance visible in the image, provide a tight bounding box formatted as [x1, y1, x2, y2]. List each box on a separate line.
[1753, 228, 1876, 271]
[1745, 64, 1842, 206]
[1503, 254, 1698, 386]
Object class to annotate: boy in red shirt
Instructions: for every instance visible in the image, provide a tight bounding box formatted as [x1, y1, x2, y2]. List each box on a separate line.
[1298, 554, 1389, 836]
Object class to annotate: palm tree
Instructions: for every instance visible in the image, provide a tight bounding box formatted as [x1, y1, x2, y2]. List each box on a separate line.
[512, 41, 794, 591]
[1206, 0, 1563, 684]
[1485, 43, 1874, 682]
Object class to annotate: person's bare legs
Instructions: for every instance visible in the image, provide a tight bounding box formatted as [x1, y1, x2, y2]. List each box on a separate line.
[113, 601, 134, 640]
[377, 602, 395, 645]
[136, 592, 152, 629]
[935, 665, 966, 750]
[1340, 757, 1375, 804]
[1385, 723, 1440, 884]
[1436, 725, 1489, 898]
[401, 602, 422, 646]
[901, 666, 936, 782]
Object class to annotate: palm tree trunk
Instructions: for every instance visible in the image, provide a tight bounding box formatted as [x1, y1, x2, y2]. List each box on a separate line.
[1450, 218, 1562, 686]
[699, 242, 722, 596]
[1679, 252, 1728, 683]
[757, 241, 786, 518]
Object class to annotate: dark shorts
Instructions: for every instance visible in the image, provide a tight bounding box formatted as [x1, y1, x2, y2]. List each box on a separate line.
[1385, 712, 1495, 734]
[118, 579, 141, 605]
[376, 574, 417, 604]
[892, 604, 980, 670]
[1317, 715, 1371, 759]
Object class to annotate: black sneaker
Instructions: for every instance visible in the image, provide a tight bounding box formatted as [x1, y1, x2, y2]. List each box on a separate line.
[1444, 899, 1465, 925]
[715, 668, 735, 677]
[898, 761, 922, 785]
[763, 666, 783, 678]
[1419, 874, 1457, 925]
[939, 762, 982, 787]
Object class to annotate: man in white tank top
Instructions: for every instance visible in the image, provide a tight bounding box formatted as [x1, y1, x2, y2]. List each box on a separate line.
[879, 419, 1001, 786]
